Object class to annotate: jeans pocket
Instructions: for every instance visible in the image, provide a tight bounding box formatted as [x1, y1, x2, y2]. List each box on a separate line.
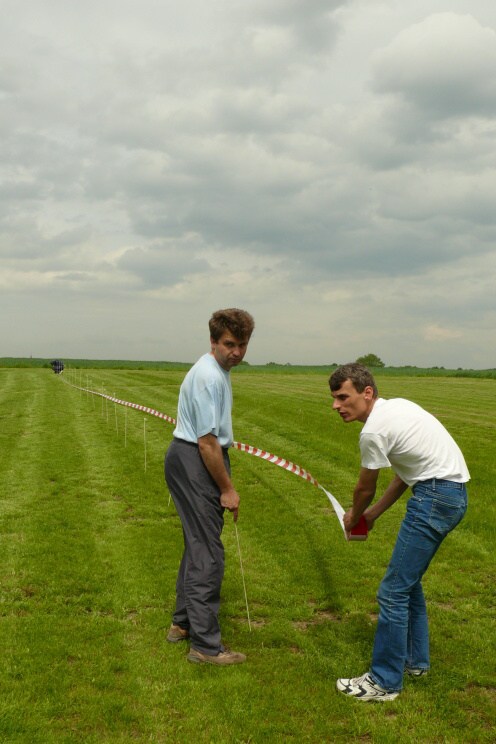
[428, 494, 465, 535]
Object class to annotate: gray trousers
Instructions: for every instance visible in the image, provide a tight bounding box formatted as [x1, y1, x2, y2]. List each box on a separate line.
[164, 438, 229, 655]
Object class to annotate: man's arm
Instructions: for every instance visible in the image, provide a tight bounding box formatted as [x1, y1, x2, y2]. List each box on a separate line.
[343, 467, 380, 531]
[197, 433, 240, 521]
[363, 474, 408, 530]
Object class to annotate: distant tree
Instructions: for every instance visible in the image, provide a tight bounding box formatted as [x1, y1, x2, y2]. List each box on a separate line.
[355, 353, 385, 368]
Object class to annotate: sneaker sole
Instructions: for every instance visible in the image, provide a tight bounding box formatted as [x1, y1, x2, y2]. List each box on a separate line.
[337, 689, 399, 702]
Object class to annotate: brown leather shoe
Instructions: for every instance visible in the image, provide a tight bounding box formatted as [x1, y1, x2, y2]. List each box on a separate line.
[167, 624, 190, 643]
[187, 647, 246, 665]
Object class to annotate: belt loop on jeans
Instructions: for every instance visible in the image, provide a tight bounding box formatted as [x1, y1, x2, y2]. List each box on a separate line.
[418, 478, 465, 491]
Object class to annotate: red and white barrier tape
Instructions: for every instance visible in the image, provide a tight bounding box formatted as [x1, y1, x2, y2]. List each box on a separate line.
[64, 380, 347, 537]
[231, 441, 346, 532]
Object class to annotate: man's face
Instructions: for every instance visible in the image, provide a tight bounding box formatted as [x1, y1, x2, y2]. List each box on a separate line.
[331, 379, 375, 423]
[211, 330, 249, 371]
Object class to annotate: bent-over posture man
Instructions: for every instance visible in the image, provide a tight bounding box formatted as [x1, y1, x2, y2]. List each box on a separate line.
[330, 364, 469, 701]
[165, 308, 255, 665]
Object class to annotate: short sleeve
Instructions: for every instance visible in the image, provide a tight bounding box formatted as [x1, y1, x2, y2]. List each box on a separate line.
[359, 433, 391, 470]
[191, 382, 221, 439]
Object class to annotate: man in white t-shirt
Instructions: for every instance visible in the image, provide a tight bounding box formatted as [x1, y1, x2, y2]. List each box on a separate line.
[329, 363, 469, 701]
[164, 308, 254, 665]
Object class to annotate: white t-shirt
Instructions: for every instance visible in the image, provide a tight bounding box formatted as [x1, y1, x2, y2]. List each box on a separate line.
[173, 353, 233, 448]
[359, 398, 470, 486]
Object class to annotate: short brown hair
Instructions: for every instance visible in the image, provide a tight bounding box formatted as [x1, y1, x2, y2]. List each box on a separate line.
[209, 308, 255, 342]
[329, 363, 378, 397]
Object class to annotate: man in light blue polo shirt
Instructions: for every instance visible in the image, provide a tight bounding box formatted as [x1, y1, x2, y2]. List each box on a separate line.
[165, 308, 255, 665]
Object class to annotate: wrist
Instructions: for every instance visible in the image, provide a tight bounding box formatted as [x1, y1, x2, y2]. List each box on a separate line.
[364, 505, 377, 520]
[351, 508, 363, 522]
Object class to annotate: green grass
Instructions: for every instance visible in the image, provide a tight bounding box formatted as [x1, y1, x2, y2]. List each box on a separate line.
[0, 368, 494, 742]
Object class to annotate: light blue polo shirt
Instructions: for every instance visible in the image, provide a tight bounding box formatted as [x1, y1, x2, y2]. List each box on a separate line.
[173, 353, 233, 448]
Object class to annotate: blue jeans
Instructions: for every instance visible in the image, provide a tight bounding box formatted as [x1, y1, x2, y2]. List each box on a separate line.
[370, 479, 467, 692]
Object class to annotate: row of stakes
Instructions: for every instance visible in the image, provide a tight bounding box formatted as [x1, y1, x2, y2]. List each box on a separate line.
[64, 368, 150, 473]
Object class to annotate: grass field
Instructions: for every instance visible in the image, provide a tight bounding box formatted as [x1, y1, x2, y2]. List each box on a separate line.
[0, 367, 494, 743]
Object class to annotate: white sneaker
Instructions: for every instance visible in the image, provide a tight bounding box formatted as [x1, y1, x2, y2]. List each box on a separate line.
[336, 672, 399, 701]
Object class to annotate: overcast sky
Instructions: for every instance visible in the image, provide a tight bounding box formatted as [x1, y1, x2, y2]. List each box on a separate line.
[2, 0, 496, 367]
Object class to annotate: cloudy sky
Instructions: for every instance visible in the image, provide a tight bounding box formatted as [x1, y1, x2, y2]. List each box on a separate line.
[2, 0, 496, 367]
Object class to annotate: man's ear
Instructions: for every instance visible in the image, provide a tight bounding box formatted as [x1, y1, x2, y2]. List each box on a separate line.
[363, 385, 375, 401]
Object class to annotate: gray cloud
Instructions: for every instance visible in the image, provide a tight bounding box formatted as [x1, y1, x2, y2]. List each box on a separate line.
[372, 13, 496, 119]
[0, 1, 495, 366]
[245, 0, 347, 56]
[117, 244, 210, 288]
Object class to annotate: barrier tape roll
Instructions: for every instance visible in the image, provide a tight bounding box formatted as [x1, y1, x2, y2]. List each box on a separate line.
[63, 379, 362, 539]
